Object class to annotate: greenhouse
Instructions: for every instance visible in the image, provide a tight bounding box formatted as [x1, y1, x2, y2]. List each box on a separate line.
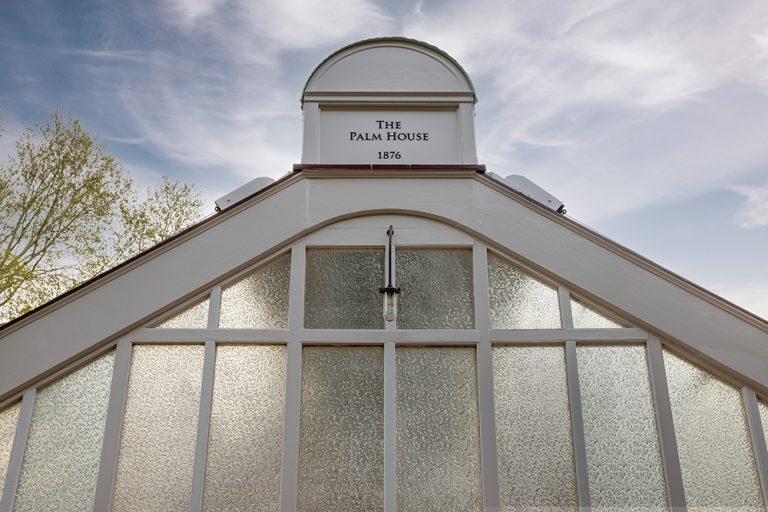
[0, 38, 766, 512]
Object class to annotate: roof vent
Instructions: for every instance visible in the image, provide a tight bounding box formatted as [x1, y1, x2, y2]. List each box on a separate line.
[215, 177, 275, 211]
[488, 173, 566, 214]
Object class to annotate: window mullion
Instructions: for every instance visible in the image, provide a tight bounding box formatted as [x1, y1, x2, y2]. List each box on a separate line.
[0, 388, 35, 512]
[207, 286, 222, 330]
[473, 241, 500, 511]
[646, 335, 686, 510]
[92, 338, 132, 512]
[741, 387, 768, 507]
[384, 341, 396, 512]
[189, 339, 216, 512]
[280, 243, 305, 512]
[560, 287, 591, 509]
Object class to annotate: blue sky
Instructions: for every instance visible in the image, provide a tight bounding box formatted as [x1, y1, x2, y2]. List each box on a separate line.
[1, 0, 767, 318]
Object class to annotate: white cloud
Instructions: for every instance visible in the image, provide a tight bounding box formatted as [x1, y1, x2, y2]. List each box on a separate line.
[732, 184, 768, 229]
[242, 0, 393, 50]
[0, 114, 25, 164]
[402, 0, 768, 222]
[165, 0, 227, 25]
[162, 0, 393, 50]
[76, 0, 396, 191]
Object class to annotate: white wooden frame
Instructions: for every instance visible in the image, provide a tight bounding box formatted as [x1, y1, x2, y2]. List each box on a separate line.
[2, 214, 768, 511]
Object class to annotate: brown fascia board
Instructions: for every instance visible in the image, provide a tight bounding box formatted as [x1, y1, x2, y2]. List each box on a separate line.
[2, 164, 766, 335]
[292, 163, 487, 172]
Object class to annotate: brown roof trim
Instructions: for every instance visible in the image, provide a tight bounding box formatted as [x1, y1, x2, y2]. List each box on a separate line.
[292, 163, 486, 172]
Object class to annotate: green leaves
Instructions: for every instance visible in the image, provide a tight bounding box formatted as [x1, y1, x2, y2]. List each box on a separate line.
[0, 113, 203, 323]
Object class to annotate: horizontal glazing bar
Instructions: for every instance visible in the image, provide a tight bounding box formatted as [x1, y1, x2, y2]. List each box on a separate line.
[300, 330, 480, 343]
[131, 328, 290, 342]
[491, 328, 648, 342]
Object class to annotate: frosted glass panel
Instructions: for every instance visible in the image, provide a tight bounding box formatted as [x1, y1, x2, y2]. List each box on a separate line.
[493, 346, 577, 509]
[220, 252, 291, 328]
[0, 402, 21, 505]
[156, 298, 209, 328]
[488, 253, 560, 329]
[578, 345, 666, 511]
[204, 345, 286, 512]
[397, 347, 481, 512]
[14, 352, 114, 512]
[299, 346, 384, 512]
[113, 345, 204, 512]
[396, 249, 474, 329]
[304, 249, 384, 329]
[664, 350, 763, 511]
[571, 298, 622, 328]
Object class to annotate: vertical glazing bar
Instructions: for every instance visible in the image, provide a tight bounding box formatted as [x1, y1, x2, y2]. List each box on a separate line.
[646, 336, 686, 511]
[92, 338, 133, 512]
[473, 242, 500, 511]
[189, 340, 217, 512]
[558, 286, 574, 330]
[384, 341, 396, 512]
[742, 387, 768, 507]
[280, 244, 305, 512]
[207, 286, 222, 330]
[565, 340, 591, 511]
[560, 287, 590, 509]
[0, 388, 35, 512]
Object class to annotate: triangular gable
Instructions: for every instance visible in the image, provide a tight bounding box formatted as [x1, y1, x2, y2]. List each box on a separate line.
[1, 167, 766, 401]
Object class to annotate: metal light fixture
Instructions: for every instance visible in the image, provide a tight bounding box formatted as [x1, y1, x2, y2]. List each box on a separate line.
[379, 225, 401, 322]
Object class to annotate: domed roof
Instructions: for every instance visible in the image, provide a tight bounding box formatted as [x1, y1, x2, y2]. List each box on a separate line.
[303, 37, 476, 102]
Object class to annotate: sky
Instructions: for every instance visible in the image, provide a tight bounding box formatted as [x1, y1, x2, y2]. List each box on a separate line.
[1, 0, 767, 318]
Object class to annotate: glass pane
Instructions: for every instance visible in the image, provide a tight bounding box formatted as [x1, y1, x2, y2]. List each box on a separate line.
[112, 345, 204, 512]
[664, 350, 763, 511]
[14, 352, 114, 512]
[0, 402, 21, 505]
[219, 252, 291, 328]
[204, 345, 286, 512]
[493, 346, 577, 509]
[577, 345, 666, 511]
[571, 298, 622, 328]
[397, 347, 481, 512]
[298, 346, 384, 512]
[155, 298, 209, 328]
[396, 249, 474, 329]
[488, 252, 560, 329]
[304, 248, 384, 329]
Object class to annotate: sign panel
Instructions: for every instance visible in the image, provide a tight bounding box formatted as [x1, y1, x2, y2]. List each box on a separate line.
[317, 110, 460, 164]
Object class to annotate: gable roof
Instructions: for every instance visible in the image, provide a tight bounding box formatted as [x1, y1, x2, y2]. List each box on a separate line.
[1, 165, 766, 403]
